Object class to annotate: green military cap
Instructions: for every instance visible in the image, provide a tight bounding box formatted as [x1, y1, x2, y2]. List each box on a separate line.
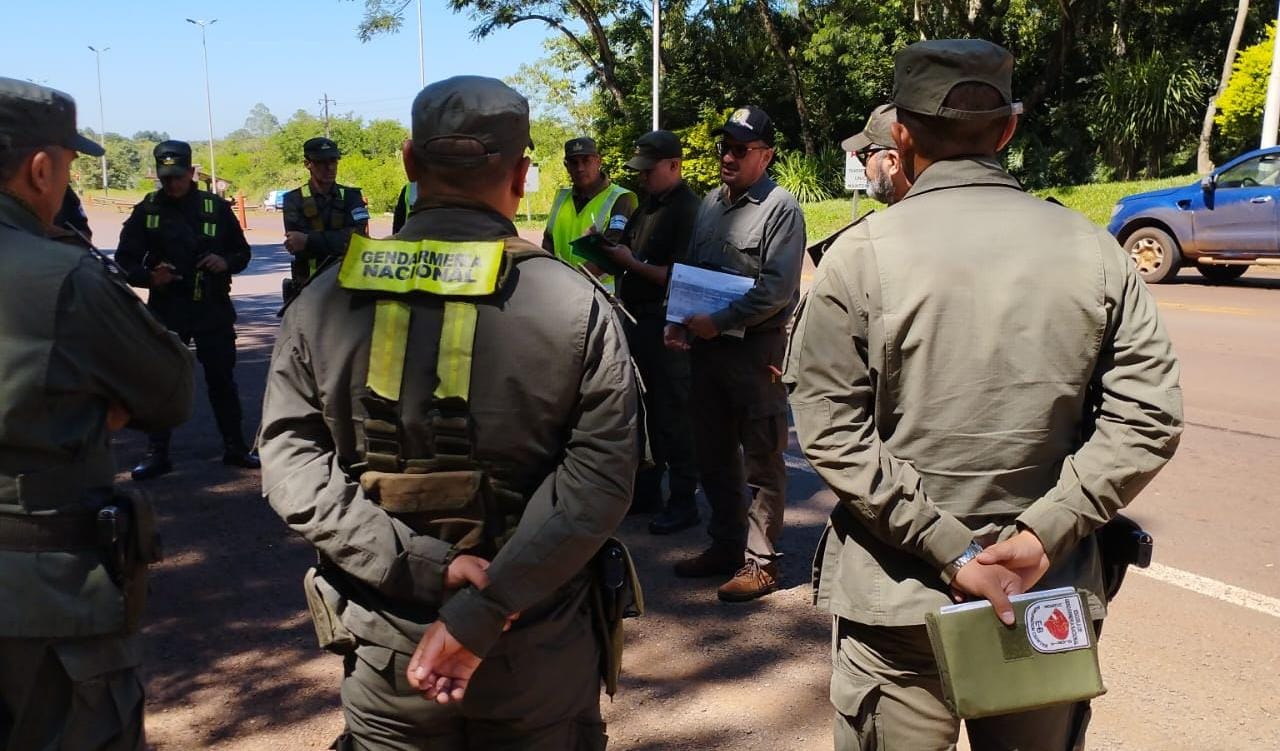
[841, 103, 897, 154]
[0, 77, 103, 157]
[893, 39, 1023, 120]
[411, 75, 533, 165]
[154, 140, 193, 178]
[564, 137, 598, 158]
[625, 130, 682, 170]
[303, 136, 342, 161]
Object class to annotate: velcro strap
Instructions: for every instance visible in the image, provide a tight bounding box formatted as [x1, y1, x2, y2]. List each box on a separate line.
[360, 470, 484, 514]
[0, 513, 97, 552]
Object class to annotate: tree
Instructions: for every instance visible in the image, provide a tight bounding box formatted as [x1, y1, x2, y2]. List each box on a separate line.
[1217, 22, 1276, 151]
[132, 130, 170, 142]
[1200, 0, 1251, 174]
[243, 103, 281, 139]
[1093, 52, 1210, 178]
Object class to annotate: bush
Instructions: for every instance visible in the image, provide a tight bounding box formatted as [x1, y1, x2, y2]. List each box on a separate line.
[771, 147, 844, 204]
[1217, 23, 1276, 151]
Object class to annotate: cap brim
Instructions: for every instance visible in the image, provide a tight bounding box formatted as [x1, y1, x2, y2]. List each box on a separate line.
[67, 133, 104, 158]
[841, 133, 871, 154]
[305, 152, 342, 161]
[156, 164, 189, 178]
[625, 155, 659, 170]
[713, 123, 768, 144]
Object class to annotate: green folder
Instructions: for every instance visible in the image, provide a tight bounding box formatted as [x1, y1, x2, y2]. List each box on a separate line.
[925, 587, 1106, 719]
[570, 234, 625, 276]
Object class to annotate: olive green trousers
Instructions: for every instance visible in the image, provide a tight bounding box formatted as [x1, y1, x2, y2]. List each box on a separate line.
[0, 636, 144, 751]
[831, 618, 1091, 751]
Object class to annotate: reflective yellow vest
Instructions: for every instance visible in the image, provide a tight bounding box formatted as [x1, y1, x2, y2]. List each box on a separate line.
[546, 182, 634, 290]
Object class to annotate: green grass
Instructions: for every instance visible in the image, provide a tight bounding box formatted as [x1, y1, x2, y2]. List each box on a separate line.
[799, 173, 1198, 238]
[1036, 173, 1196, 226]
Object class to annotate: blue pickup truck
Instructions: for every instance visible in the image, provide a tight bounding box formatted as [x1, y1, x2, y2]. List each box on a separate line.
[1108, 147, 1280, 283]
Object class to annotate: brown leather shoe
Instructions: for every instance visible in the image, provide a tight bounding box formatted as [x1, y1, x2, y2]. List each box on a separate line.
[717, 560, 780, 602]
[673, 545, 744, 579]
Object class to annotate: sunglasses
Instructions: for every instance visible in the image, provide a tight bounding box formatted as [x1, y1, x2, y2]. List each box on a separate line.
[716, 141, 769, 159]
[855, 147, 891, 161]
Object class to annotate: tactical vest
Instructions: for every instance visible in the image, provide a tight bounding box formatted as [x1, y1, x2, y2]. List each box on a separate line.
[399, 182, 418, 222]
[142, 190, 219, 301]
[337, 233, 547, 556]
[301, 183, 349, 277]
[548, 183, 633, 291]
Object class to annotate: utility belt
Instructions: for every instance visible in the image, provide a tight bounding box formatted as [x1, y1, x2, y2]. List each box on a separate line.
[0, 490, 162, 634]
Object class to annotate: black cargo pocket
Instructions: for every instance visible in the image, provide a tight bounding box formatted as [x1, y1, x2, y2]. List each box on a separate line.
[830, 665, 882, 751]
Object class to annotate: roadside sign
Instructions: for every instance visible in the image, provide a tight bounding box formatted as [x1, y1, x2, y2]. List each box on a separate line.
[525, 164, 541, 193]
[844, 152, 868, 192]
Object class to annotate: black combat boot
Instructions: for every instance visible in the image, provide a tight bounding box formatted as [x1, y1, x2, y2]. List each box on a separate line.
[222, 441, 261, 469]
[649, 501, 700, 535]
[131, 437, 173, 481]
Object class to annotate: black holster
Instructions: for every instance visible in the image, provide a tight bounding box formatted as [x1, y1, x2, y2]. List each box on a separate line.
[1095, 514, 1153, 603]
[96, 490, 163, 633]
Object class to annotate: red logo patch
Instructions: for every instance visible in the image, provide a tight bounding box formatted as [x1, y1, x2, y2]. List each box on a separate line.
[1045, 608, 1070, 640]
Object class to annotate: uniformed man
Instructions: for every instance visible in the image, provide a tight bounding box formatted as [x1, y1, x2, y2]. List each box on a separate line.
[52, 185, 93, 244]
[665, 105, 806, 602]
[0, 77, 193, 750]
[600, 130, 701, 534]
[810, 104, 912, 265]
[281, 137, 369, 297]
[116, 140, 260, 479]
[260, 76, 638, 749]
[392, 181, 417, 234]
[542, 136, 636, 287]
[784, 40, 1183, 750]
[845, 103, 911, 206]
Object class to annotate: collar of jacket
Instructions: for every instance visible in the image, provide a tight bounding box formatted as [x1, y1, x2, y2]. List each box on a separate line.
[717, 174, 776, 208]
[155, 185, 202, 207]
[308, 180, 343, 199]
[901, 156, 1023, 202]
[0, 191, 47, 236]
[645, 179, 692, 209]
[399, 199, 519, 241]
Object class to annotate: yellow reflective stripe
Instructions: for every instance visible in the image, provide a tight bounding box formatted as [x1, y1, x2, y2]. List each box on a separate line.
[308, 258, 318, 276]
[145, 214, 159, 229]
[202, 222, 217, 237]
[338, 235, 504, 296]
[193, 271, 203, 301]
[301, 184, 312, 198]
[203, 198, 214, 214]
[435, 301, 477, 401]
[367, 299, 411, 401]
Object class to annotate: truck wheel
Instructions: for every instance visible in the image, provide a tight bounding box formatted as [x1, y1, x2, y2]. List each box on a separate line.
[1197, 264, 1248, 283]
[1123, 227, 1181, 283]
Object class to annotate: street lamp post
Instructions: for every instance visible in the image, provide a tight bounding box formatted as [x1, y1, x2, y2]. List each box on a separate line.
[187, 18, 218, 193]
[417, 0, 425, 87]
[652, 0, 660, 130]
[87, 45, 109, 196]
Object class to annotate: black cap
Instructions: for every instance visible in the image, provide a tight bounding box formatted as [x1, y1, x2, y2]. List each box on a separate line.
[625, 130, 682, 170]
[154, 140, 193, 178]
[303, 137, 342, 161]
[0, 77, 103, 157]
[712, 106, 775, 146]
[564, 137, 598, 158]
[411, 76, 532, 165]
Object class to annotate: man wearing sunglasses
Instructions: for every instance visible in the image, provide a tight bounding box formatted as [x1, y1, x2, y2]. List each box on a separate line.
[809, 104, 912, 265]
[542, 137, 636, 289]
[664, 106, 806, 602]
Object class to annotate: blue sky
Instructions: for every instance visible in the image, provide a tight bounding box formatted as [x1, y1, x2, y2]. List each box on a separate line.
[0, 0, 552, 140]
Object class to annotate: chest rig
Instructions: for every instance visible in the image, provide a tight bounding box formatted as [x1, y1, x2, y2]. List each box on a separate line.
[337, 233, 547, 557]
[143, 191, 219, 301]
[301, 184, 348, 277]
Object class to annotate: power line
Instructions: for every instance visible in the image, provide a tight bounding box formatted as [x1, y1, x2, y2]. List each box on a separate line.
[320, 93, 337, 137]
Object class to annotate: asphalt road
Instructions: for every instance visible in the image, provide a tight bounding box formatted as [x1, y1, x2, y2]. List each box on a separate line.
[85, 205, 1280, 750]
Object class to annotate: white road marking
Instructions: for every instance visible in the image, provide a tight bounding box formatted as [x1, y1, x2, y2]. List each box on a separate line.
[784, 454, 1280, 620]
[1133, 563, 1280, 620]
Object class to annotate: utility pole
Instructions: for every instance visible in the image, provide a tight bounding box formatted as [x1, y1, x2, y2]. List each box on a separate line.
[1262, 0, 1280, 147]
[320, 93, 336, 138]
[87, 45, 109, 196]
[651, 0, 660, 130]
[187, 19, 219, 192]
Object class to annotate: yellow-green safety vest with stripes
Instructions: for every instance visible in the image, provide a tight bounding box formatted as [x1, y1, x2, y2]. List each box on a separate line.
[547, 182, 634, 290]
